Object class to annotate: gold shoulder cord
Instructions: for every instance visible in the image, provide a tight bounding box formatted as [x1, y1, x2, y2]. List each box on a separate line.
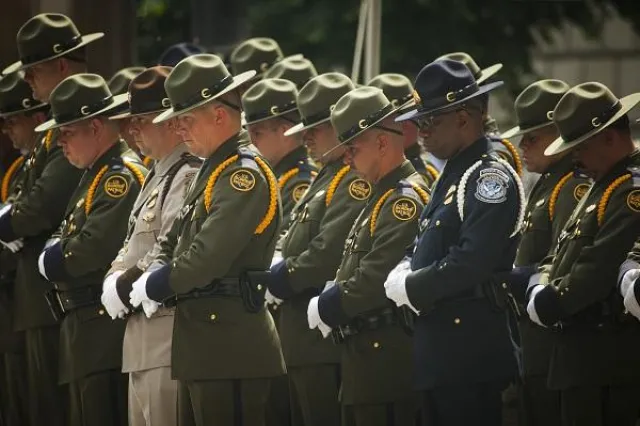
[426, 164, 440, 182]
[548, 172, 573, 220]
[278, 167, 318, 189]
[204, 155, 278, 234]
[369, 183, 429, 235]
[44, 130, 53, 152]
[597, 173, 631, 226]
[500, 138, 523, 176]
[325, 165, 351, 207]
[1, 157, 25, 202]
[85, 162, 145, 215]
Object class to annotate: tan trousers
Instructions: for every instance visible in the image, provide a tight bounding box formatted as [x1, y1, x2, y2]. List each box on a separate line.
[129, 367, 178, 426]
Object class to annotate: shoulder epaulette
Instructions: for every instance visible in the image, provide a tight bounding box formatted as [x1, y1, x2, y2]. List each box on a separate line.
[598, 173, 632, 226]
[1, 156, 25, 202]
[369, 179, 429, 236]
[325, 165, 351, 206]
[204, 149, 277, 234]
[548, 172, 574, 220]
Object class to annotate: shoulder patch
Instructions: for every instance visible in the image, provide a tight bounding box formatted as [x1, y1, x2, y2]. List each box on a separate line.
[292, 182, 309, 203]
[627, 190, 640, 212]
[230, 169, 256, 192]
[574, 183, 589, 201]
[348, 178, 371, 200]
[392, 198, 418, 221]
[104, 174, 129, 198]
[475, 168, 509, 204]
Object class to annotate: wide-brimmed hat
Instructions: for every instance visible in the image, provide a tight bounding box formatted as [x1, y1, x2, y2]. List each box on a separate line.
[241, 78, 298, 125]
[34, 73, 128, 132]
[108, 67, 146, 96]
[153, 54, 256, 124]
[330, 86, 398, 147]
[501, 79, 570, 139]
[0, 72, 47, 118]
[110, 66, 173, 120]
[367, 73, 414, 111]
[283, 73, 355, 136]
[263, 57, 318, 90]
[158, 42, 206, 67]
[230, 38, 285, 77]
[545, 82, 640, 156]
[436, 52, 502, 85]
[3, 13, 103, 75]
[396, 59, 504, 122]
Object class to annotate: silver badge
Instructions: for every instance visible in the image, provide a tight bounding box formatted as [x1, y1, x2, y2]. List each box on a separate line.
[475, 168, 509, 204]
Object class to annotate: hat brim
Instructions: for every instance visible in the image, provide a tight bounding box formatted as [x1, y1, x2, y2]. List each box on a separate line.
[476, 63, 503, 84]
[152, 70, 257, 124]
[3, 33, 104, 75]
[243, 105, 299, 126]
[34, 92, 129, 132]
[544, 93, 640, 156]
[322, 106, 399, 159]
[0, 102, 48, 118]
[395, 80, 504, 123]
[502, 121, 555, 140]
[283, 116, 332, 137]
[109, 107, 170, 121]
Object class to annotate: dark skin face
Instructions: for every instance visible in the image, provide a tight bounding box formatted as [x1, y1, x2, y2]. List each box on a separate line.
[417, 105, 481, 160]
[1, 112, 42, 151]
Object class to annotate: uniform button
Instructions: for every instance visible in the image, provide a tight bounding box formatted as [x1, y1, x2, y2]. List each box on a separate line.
[64, 252, 72, 258]
[256, 284, 263, 291]
[343, 289, 349, 294]
[98, 309, 105, 316]
[501, 282, 507, 289]
[454, 318, 461, 325]
[373, 342, 381, 349]
[435, 220, 441, 226]
[210, 314, 217, 321]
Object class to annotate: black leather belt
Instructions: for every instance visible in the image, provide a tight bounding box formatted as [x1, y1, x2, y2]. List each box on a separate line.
[331, 307, 403, 344]
[164, 278, 242, 306]
[44, 285, 102, 321]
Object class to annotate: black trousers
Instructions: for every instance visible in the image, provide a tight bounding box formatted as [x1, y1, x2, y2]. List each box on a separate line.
[178, 378, 271, 426]
[559, 384, 640, 426]
[0, 349, 28, 426]
[519, 375, 561, 426]
[265, 374, 291, 426]
[68, 370, 128, 426]
[343, 398, 418, 426]
[289, 364, 341, 426]
[421, 381, 506, 426]
[25, 325, 67, 426]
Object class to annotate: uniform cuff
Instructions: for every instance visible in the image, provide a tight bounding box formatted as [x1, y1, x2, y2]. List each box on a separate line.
[404, 268, 435, 313]
[268, 259, 295, 299]
[618, 259, 640, 288]
[533, 285, 564, 326]
[146, 264, 173, 302]
[317, 284, 349, 328]
[116, 266, 144, 309]
[505, 265, 537, 304]
[0, 212, 16, 243]
[42, 242, 70, 282]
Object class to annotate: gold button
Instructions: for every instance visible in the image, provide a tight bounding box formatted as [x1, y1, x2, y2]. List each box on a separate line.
[373, 342, 380, 348]
[98, 309, 105, 316]
[501, 282, 507, 289]
[210, 314, 217, 321]
[344, 289, 349, 294]
[257, 284, 263, 291]
[436, 220, 441, 226]
[64, 252, 72, 258]
[454, 318, 461, 324]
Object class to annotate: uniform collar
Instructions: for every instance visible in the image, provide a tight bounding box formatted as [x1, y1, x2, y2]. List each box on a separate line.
[404, 141, 422, 159]
[206, 132, 241, 167]
[153, 143, 190, 176]
[595, 149, 640, 187]
[373, 159, 415, 196]
[89, 139, 127, 172]
[274, 145, 308, 176]
[542, 153, 575, 179]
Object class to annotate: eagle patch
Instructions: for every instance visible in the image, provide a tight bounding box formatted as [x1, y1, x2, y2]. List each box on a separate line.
[475, 168, 508, 204]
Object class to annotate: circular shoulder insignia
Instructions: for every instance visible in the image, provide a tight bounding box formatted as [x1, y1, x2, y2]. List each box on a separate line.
[574, 183, 590, 201]
[292, 183, 309, 203]
[348, 178, 372, 200]
[230, 169, 256, 192]
[627, 190, 640, 212]
[475, 168, 509, 204]
[495, 150, 513, 164]
[392, 198, 418, 221]
[103, 175, 129, 198]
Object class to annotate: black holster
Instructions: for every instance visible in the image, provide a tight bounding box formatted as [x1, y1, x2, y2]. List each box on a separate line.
[240, 270, 269, 313]
[44, 289, 65, 322]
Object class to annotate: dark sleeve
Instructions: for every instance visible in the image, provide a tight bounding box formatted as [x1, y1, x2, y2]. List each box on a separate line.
[405, 166, 520, 312]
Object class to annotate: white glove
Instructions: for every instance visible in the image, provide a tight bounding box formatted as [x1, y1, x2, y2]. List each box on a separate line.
[526, 285, 546, 327]
[130, 272, 152, 308]
[270, 251, 283, 268]
[1, 239, 23, 253]
[44, 237, 60, 249]
[101, 271, 128, 320]
[620, 269, 640, 298]
[388, 259, 411, 281]
[384, 268, 419, 314]
[264, 289, 284, 306]
[0, 204, 11, 223]
[38, 250, 48, 280]
[141, 299, 160, 318]
[307, 296, 331, 338]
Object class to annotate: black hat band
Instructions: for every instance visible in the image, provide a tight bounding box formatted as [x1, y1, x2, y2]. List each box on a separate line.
[1, 98, 46, 115]
[21, 35, 82, 66]
[416, 82, 479, 112]
[245, 100, 297, 123]
[130, 97, 171, 115]
[338, 103, 394, 143]
[518, 111, 555, 131]
[53, 95, 113, 124]
[172, 75, 233, 112]
[562, 100, 622, 143]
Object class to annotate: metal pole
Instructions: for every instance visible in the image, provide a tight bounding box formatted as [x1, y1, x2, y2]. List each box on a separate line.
[364, 0, 381, 82]
[351, 0, 369, 84]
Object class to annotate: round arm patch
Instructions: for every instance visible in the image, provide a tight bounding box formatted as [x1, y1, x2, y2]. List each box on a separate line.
[230, 169, 256, 192]
[348, 178, 372, 200]
[292, 183, 309, 203]
[104, 175, 129, 198]
[392, 198, 418, 221]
